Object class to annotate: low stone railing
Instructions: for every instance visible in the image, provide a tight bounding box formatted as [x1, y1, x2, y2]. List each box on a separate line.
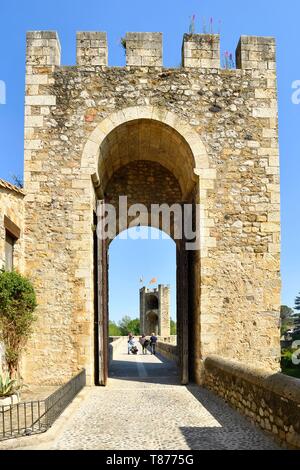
[204, 355, 300, 449]
[108, 337, 127, 364]
[157, 335, 177, 345]
[156, 341, 178, 362]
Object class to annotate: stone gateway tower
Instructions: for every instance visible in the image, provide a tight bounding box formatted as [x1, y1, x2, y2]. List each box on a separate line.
[140, 285, 170, 336]
[20, 30, 281, 387]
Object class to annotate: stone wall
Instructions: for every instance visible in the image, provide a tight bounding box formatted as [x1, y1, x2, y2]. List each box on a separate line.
[204, 356, 300, 449]
[182, 34, 220, 68]
[156, 341, 178, 363]
[158, 335, 177, 345]
[158, 285, 171, 337]
[109, 337, 127, 365]
[126, 32, 162, 67]
[0, 182, 25, 272]
[22, 30, 281, 385]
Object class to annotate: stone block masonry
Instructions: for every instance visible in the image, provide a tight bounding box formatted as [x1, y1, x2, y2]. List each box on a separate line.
[0, 181, 25, 272]
[236, 36, 276, 71]
[204, 356, 300, 449]
[22, 30, 281, 387]
[77, 32, 108, 66]
[156, 341, 178, 363]
[125, 32, 162, 66]
[182, 34, 220, 68]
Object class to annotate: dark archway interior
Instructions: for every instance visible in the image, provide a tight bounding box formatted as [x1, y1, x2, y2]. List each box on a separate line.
[146, 294, 159, 311]
[146, 311, 159, 336]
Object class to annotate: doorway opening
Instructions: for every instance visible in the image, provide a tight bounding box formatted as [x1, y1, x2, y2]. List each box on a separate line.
[106, 226, 178, 383]
[92, 117, 201, 386]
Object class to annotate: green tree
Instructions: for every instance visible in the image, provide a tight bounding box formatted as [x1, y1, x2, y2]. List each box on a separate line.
[280, 305, 294, 321]
[170, 318, 177, 335]
[109, 321, 121, 336]
[0, 270, 37, 376]
[127, 318, 140, 336]
[118, 316, 140, 335]
[295, 293, 300, 313]
[280, 305, 295, 334]
[294, 294, 300, 327]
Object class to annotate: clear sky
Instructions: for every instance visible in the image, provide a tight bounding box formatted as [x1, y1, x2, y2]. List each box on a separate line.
[0, 0, 299, 320]
[109, 228, 176, 322]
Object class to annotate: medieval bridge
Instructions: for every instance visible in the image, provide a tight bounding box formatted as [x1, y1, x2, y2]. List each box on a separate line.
[7, 345, 280, 450]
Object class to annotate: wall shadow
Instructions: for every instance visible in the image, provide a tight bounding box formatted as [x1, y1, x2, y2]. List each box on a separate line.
[108, 351, 180, 385]
[180, 385, 280, 450]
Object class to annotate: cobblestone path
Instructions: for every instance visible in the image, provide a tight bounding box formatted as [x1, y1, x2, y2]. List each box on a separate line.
[45, 349, 279, 450]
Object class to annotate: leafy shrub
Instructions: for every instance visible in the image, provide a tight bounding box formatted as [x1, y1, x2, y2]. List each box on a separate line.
[0, 270, 37, 376]
[0, 372, 21, 397]
[120, 37, 126, 51]
[281, 348, 294, 369]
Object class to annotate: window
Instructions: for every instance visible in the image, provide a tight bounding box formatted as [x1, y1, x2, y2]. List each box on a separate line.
[5, 232, 15, 271]
[3, 216, 20, 272]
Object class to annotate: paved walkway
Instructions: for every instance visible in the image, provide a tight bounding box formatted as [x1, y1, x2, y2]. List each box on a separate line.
[39, 346, 279, 450]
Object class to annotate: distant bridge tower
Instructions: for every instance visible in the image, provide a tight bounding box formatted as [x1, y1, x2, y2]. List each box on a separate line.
[140, 285, 170, 336]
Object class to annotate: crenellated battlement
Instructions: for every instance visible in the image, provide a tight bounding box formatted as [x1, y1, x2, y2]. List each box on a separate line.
[77, 32, 108, 66]
[26, 31, 276, 70]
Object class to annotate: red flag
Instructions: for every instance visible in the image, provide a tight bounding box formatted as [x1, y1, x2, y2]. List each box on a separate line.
[149, 278, 157, 285]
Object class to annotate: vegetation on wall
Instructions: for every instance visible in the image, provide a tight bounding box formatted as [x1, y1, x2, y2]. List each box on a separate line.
[120, 37, 126, 51]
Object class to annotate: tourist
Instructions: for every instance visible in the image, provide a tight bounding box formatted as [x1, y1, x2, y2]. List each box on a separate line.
[128, 332, 133, 354]
[150, 332, 158, 355]
[139, 334, 149, 355]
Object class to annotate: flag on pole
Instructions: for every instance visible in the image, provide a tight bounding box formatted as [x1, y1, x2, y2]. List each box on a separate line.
[149, 278, 157, 285]
[139, 276, 144, 284]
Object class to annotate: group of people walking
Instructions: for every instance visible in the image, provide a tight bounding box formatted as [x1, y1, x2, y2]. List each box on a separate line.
[127, 332, 157, 355]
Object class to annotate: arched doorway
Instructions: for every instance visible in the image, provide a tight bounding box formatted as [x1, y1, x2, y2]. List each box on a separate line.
[107, 226, 177, 380]
[146, 312, 159, 335]
[85, 108, 209, 387]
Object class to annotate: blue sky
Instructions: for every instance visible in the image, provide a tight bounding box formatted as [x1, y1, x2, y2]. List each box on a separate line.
[0, 0, 299, 320]
[109, 228, 176, 322]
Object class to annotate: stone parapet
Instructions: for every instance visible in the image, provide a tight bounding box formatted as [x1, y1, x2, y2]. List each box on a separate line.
[125, 32, 162, 66]
[204, 356, 300, 449]
[236, 36, 276, 70]
[26, 31, 61, 66]
[26, 31, 277, 71]
[156, 341, 178, 363]
[182, 34, 220, 68]
[77, 32, 108, 66]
